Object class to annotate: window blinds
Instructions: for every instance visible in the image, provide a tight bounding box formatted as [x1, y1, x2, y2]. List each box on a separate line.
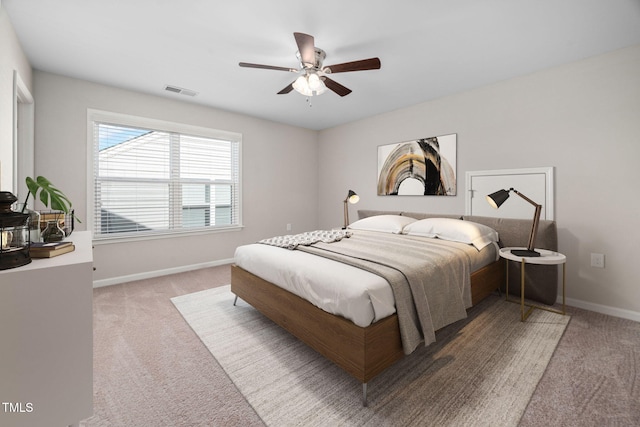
[93, 121, 240, 238]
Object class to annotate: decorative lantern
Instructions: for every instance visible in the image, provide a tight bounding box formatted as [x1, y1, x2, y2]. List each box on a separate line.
[0, 191, 31, 270]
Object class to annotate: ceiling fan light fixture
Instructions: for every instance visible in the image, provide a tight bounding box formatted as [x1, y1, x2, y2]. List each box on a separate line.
[292, 75, 312, 96]
[307, 73, 322, 90]
[292, 72, 327, 97]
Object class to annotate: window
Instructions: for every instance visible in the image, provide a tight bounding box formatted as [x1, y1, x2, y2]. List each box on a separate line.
[90, 111, 241, 240]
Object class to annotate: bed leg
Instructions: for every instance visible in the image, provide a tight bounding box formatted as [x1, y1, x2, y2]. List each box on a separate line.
[233, 295, 238, 306]
[362, 383, 368, 407]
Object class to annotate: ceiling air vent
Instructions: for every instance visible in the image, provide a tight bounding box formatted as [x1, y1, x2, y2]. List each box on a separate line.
[164, 85, 198, 97]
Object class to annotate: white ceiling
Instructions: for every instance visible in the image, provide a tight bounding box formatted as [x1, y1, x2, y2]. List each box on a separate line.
[4, 0, 640, 131]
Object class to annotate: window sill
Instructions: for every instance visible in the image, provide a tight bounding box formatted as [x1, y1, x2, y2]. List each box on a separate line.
[92, 225, 244, 245]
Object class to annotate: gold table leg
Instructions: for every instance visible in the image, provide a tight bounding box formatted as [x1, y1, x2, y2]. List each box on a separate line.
[505, 258, 509, 302]
[520, 259, 534, 321]
[561, 262, 566, 315]
[504, 257, 566, 321]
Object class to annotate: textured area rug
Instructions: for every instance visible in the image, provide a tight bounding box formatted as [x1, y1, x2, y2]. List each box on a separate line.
[172, 286, 569, 426]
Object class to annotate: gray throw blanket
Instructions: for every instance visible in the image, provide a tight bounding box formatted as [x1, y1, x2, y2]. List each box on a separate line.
[297, 230, 472, 355]
[259, 229, 351, 250]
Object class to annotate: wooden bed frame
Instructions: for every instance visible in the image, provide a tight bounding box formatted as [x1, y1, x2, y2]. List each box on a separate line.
[230, 258, 504, 404]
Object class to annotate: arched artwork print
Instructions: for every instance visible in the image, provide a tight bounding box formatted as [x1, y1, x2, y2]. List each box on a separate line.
[377, 134, 456, 196]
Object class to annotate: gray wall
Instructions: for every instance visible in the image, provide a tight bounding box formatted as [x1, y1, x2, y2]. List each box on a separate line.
[7, 0, 639, 319]
[32, 72, 318, 283]
[318, 45, 640, 319]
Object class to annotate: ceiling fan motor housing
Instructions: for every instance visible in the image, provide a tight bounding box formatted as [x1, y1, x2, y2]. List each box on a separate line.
[296, 48, 326, 70]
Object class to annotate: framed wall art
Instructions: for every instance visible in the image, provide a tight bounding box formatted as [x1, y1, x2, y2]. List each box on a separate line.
[377, 134, 457, 196]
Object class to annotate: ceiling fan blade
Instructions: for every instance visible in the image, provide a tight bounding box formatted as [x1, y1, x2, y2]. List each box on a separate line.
[239, 62, 296, 72]
[323, 77, 352, 97]
[324, 57, 381, 74]
[294, 32, 316, 68]
[277, 82, 295, 95]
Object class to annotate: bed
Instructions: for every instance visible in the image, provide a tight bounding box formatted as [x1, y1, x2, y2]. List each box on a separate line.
[231, 210, 558, 405]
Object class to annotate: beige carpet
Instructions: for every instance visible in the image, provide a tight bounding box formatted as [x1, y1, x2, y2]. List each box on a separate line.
[172, 285, 570, 426]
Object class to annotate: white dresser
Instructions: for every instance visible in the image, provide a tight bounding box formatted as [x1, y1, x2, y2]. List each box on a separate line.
[0, 231, 93, 427]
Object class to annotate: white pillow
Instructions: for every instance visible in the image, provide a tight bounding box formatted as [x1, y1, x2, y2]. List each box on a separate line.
[402, 218, 499, 250]
[348, 215, 417, 234]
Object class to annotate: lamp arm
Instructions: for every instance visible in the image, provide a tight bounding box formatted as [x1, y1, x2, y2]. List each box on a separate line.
[513, 190, 542, 251]
[527, 204, 542, 251]
[512, 189, 539, 208]
[343, 199, 349, 229]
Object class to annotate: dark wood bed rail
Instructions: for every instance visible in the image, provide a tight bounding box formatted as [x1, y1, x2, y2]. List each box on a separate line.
[231, 264, 404, 383]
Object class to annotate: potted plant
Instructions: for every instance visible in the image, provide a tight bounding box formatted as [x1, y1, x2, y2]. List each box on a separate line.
[21, 176, 80, 241]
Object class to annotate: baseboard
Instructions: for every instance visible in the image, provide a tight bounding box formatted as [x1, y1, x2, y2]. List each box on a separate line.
[94, 264, 640, 323]
[561, 295, 640, 323]
[93, 258, 235, 288]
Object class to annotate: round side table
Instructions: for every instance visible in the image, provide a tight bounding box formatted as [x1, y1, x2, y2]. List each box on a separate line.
[499, 247, 566, 321]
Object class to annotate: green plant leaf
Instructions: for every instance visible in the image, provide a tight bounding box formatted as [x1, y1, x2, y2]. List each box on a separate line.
[25, 176, 73, 213]
[25, 176, 82, 223]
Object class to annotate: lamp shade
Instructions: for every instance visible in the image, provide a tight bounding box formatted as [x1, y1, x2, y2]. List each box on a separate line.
[486, 189, 510, 209]
[346, 190, 359, 204]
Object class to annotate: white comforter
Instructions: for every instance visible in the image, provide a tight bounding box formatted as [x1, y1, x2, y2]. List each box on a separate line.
[234, 242, 395, 327]
[233, 232, 498, 328]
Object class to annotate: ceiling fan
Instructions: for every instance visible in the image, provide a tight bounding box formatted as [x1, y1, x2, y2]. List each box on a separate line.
[239, 32, 381, 97]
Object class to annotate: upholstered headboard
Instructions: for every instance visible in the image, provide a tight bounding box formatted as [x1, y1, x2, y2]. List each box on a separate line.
[357, 210, 559, 305]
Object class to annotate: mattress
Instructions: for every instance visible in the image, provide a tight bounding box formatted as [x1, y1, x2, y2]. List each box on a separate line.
[233, 231, 499, 328]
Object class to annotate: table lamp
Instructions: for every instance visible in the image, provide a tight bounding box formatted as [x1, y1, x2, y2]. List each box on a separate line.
[486, 188, 541, 257]
[343, 190, 359, 229]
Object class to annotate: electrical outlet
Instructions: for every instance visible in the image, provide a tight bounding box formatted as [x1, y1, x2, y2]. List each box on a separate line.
[286, 223, 292, 232]
[591, 253, 605, 268]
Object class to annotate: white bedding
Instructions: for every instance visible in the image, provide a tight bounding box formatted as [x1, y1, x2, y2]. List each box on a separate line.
[233, 231, 498, 328]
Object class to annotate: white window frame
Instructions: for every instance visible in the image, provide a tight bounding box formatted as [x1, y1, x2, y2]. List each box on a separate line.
[87, 109, 242, 243]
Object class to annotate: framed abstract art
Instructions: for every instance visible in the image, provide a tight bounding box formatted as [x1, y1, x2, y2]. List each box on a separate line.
[377, 134, 457, 196]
